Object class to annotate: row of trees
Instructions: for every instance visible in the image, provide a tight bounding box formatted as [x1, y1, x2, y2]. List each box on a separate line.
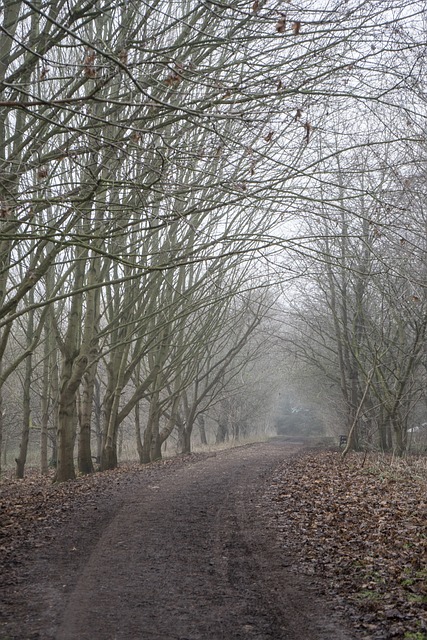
[1, 0, 426, 479]
[278, 106, 427, 454]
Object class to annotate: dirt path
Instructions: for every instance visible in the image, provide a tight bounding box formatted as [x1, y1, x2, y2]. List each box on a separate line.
[2, 441, 359, 640]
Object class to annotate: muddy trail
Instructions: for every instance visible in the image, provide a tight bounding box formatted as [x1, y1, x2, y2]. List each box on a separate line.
[1, 441, 359, 640]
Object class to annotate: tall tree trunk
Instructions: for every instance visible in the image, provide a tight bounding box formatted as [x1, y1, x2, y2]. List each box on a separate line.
[378, 405, 392, 452]
[49, 331, 59, 468]
[40, 327, 50, 475]
[101, 342, 131, 471]
[78, 362, 97, 474]
[233, 421, 241, 441]
[101, 383, 116, 470]
[386, 421, 393, 451]
[57, 398, 77, 481]
[94, 378, 102, 464]
[216, 421, 229, 444]
[392, 417, 407, 457]
[149, 394, 162, 462]
[198, 415, 208, 446]
[141, 391, 162, 463]
[158, 393, 181, 451]
[178, 425, 192, 455]
[56, 354, 88, 482]
[15, 302, 34, 479]
[176, 408, 195, 455]
[118, 427, 124, 461]
[77, 244, 101, 474]
[140, 421, 151, 464]
[102, 431, 118, 470]
[15, 354, 31, 478]
[378, 421, 388, 452]
[135, 402, 144, 463]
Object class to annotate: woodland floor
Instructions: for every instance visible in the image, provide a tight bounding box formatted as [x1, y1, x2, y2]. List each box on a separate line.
[0, 439, 426, 640]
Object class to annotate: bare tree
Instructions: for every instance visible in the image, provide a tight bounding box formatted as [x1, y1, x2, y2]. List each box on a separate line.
[1, 0, 426, 476]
